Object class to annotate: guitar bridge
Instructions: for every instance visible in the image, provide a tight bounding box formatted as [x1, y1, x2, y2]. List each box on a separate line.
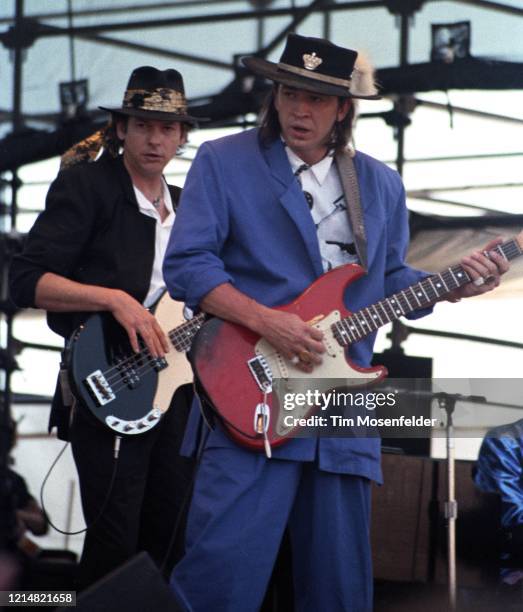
[247, 356, 273, 392]
[84, 370, 116, 406]
[151, 356, 168, 372]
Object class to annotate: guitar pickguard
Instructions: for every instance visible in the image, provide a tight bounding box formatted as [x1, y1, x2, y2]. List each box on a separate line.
[255, 309, 385, 437]
[255, 310, 381, 383]
[68, 293, 199, 435]
[152, 297, 194, 413]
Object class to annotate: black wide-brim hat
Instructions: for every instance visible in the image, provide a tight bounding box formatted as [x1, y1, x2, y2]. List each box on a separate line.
[99, 65, 200, 125]
[243, 33, 380, 100]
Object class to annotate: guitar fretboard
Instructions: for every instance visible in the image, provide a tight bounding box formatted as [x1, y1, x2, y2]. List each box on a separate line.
[168, 312, 206, 352]
[332, 238, 521, 347]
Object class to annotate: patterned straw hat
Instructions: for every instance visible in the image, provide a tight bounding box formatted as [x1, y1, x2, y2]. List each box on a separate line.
[99, 65, 199, 124]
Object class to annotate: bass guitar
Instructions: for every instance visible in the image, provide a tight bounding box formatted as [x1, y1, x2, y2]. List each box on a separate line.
[67, 293, 204, 435]
[190, 235, 523, 454]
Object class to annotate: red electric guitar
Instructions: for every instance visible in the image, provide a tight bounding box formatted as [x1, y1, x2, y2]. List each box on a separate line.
[190, 234, 523, 454]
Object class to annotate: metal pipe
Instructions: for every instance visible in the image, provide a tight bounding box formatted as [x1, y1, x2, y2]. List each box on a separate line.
[23, 1, 387, 37]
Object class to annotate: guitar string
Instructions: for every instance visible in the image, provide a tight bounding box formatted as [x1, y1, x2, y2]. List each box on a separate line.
[98, 334, 190, 390]
[96, 340, 190, 396]
[85, 314, 206, 404]
[334, 239, 519, 345]
[85, 333, 196, 398]
[93, 315, 203, 384]
[92, 239, 520, 398]
[248, 242, 519, 368]
[109, 241, 515, 386]
[101, 349, 164, 387]
[335, 266, 466, 344]
[97, 336, 181, 386]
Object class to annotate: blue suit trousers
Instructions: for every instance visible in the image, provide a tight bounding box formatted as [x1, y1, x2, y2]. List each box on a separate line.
[170, 444, 373, 612]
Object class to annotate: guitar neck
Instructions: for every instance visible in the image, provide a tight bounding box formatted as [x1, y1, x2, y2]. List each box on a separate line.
[333, 236, 523, 347]
[168, 312, 206, 352]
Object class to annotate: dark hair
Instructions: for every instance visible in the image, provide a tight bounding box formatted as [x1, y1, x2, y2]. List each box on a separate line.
[258, 85, 356, 155]
[60, 114, 191, 169]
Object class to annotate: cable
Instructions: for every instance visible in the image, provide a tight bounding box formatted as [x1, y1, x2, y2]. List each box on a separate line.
[39, 436, 120, 536]
[159, 417, 210, 578]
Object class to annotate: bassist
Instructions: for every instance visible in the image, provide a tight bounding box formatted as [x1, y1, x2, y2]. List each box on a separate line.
[10, 67, 198, 589]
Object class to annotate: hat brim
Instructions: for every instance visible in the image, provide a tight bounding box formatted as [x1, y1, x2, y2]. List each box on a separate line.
[242, 57, 381, 100]
[99, 106, 205, 125]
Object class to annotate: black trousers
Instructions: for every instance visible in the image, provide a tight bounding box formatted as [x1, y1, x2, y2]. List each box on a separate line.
[70, 384, 195, 590]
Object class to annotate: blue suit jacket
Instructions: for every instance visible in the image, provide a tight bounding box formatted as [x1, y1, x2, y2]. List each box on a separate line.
[475, 419, 523, 528]
[163, 129, 430, 482]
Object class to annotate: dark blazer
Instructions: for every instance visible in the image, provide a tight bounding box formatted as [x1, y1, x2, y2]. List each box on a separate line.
[9, 154, 181, 436]
[10, 154, 181, 338]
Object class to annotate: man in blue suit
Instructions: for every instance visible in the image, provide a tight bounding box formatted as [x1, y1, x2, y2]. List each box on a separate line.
[475, 420, 523, 589]
[163, 34, 507, 611]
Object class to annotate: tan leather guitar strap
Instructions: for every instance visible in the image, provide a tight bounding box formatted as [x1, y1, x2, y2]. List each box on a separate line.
[336, 150, 368, 272]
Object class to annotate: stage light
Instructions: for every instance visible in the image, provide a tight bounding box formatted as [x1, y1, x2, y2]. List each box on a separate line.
[59, 79, 89, 120]
[431, 21, 471, 64]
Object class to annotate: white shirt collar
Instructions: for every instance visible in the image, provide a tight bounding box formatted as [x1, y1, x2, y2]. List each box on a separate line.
[284, 145, 335, 187]
[133, 178, 174, 226]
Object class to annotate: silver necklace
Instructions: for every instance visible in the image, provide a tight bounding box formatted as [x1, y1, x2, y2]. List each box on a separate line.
[151, 195, 162, 209]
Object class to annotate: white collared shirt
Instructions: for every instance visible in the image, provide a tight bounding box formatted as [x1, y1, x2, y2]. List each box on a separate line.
[133, 179, 175, 307]
[285, 146, 358, 272]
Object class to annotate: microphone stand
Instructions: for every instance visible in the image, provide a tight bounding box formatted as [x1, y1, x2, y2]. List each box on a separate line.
[434, 392, 466, 612]
[415, 391, 487, 611]
[433, 393, 523, 610]
[380, 387, 487, 610]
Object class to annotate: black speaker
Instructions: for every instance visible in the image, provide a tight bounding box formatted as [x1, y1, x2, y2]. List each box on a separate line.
[64, 552, 182, 612]
[372, 350, 433, 456]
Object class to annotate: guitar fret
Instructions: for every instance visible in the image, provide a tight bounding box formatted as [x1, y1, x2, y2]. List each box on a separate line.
[339, 320, 355, 344]
[416, 281, 430, 304]
[409, 286, 422, 307]
[334, 321, 348, 346]
[168, 314, 205, 352]
[441, 270, 457, 291]
[350, 315, 365, 339]
[344, 320, 361, 341]
[356, 314, 367, 332]
[329, 235, 523, 350]
[388, 296, 404, 317]
[367, 306, 383, 327]
[359, 311, 374, 332]
[448, 267, 459, 287]
[398, 291, 413, 314]
[401, 289, 416, 312]
[452, 265, 469, 285]
[396, 292, 409, 314]
[379, 299, 394, 322]
[334, 322, 350, 346]
[428, 277, 443, 299]
[421, 278, 438, 302]
[437, 274, 449, 293]
[341, 318, 358, 343]
[506, 246, 517, 259]
[501, 240, 520, 260]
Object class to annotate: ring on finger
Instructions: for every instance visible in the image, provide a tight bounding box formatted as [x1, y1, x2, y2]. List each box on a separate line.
[298, 350, 313, 364]
[290, 355, 300, 365]
[473, 277, 485, 287]
[484, 275, 496, 284]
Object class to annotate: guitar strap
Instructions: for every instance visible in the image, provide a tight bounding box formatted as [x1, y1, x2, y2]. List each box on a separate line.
[336, 150, 368, 272]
